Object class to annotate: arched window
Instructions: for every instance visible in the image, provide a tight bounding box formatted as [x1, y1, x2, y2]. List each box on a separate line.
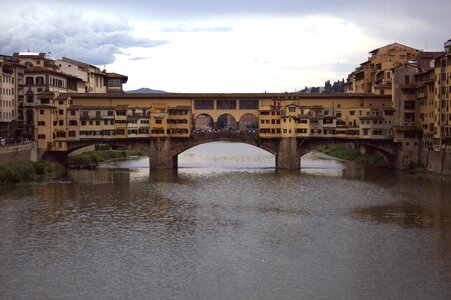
[25, 77, 34, 85]
[36, 76, 44, 85]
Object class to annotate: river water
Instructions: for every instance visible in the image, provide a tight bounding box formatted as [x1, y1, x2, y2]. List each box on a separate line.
[1, 142, 450, 299]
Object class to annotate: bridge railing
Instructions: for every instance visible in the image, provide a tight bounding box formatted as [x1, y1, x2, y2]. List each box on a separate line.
[191, 130, 259, 142]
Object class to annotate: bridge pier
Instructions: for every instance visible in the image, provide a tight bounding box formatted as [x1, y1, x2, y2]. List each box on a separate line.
[276, 138, 300, 170]
[149, 138, 177, 169]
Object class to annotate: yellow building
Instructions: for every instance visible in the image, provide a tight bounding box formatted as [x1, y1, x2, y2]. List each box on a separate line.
[0, 56, 20, 137]
[25, 92, 394, 153]
[348, 43, 419, 95]
[434, 48, 451, 150]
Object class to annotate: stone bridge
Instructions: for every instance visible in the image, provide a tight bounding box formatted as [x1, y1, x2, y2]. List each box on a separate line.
[45, 132, 402, 170]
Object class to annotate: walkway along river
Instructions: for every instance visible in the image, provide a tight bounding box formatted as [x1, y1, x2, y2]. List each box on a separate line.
[0, 142, 450, 299]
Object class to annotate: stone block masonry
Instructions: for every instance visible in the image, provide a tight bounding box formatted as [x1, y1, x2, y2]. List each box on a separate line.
[421, 149, 451, 176]
[0, 142, 37, 165]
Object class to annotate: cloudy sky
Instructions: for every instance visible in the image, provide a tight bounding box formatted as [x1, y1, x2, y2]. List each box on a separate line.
[0, 0, 449, 92]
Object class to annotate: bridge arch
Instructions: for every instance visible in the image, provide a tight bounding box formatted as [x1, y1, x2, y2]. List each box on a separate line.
[194, 113, 214, 131]
[238, 113, 258, 131]
[176, 134, 277, 157]
[217, 113, 237, 130]
[297, 138, 399, 165]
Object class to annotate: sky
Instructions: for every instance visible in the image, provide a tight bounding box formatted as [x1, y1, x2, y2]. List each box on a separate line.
[0, 0, 450, 93]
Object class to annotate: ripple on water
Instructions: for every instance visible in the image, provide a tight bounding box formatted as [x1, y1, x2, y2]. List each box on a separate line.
[351, 202, 451, 230]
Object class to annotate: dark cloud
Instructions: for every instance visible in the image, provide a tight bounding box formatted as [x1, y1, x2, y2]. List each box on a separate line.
[0, 10, 168, 65]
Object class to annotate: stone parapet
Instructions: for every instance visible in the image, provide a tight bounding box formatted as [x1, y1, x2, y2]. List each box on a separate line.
[0, 142, 37, 165]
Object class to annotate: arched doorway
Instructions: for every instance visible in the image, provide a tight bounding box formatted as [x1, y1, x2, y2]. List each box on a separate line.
[239, 113, 258, 132]
[217, 114, 237, 131]
[194, 114, 214, 132]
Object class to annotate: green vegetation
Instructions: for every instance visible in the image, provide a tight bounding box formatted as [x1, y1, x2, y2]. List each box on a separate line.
[0, 160, 64, 186]
[319, 144, 387, 166]
[68, 149, 142, 165]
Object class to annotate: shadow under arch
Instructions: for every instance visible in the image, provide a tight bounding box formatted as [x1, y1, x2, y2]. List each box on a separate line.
[172, 132, 278, 159]
[176, 139, 276, 169]
[297, 138, 398, 165]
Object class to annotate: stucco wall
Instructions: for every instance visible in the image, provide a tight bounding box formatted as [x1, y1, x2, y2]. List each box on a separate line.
[0, 142, 37, 165]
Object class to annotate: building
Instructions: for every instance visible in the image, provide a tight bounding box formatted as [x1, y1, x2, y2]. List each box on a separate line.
[0, 55, 24, 137]
[11, 52, 127, 135]
[434, 40, 451, 150]
[346, 43, 419, 95]
[56, 57, 128, 93]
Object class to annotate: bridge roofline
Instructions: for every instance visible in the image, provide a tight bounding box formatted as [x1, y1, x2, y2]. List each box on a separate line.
[56, 92, 390, 100]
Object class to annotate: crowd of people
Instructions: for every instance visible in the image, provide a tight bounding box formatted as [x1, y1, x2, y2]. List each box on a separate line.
[0, 136, 34, 147]
[192, 128, 258, 134]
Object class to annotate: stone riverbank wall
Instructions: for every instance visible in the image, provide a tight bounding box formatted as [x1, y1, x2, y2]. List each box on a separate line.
[420, 149, 451, 176]
[0, 142, 37, 165]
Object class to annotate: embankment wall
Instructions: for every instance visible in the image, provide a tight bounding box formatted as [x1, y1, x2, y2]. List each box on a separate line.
[0, 143, 37, 165]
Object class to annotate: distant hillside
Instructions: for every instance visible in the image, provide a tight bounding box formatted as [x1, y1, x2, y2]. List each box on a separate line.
[126, 87, 169, 94]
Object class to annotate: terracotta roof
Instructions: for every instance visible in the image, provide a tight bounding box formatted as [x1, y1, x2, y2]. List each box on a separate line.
[55, 92, 391, 100]
[369, 42, 419, 54]
[25, 67, 83, 80]
[67, 105, 83, 110]
[373, 83, 391, 89]
[104, 72, 128, 83]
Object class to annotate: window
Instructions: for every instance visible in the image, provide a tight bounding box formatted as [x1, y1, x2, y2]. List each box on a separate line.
[69, 131, 76, 137]
[38, 134, 46, 139]
[194, 100, 214, 110]
[288, 107, 296, 112]
[155, 119, 162, 124]
[59, 120, 64, 126]
[25, 77, 34, 85]
[38, 121, 45, 126]
[217, 100, 236, 109]
[39, 109, 44, 115]
[36, 77, 44, 85]
[108, 78, 122, 87]
[58, 109, 64, 115]
[239, 100, 258, 110]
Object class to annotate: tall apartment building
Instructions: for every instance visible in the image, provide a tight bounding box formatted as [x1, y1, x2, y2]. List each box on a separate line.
[0, 55, 24, 138]
[434, 39, 451, 149]
[11, 52, 127, 135]
[390, 39, 451, 152]
[56, 57, 128, 93]
[346, 43, 419, 95]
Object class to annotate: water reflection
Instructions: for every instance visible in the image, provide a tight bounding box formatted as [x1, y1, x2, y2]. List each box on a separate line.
[1, 143, 451, 299]
[351, 202, 449, 229]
